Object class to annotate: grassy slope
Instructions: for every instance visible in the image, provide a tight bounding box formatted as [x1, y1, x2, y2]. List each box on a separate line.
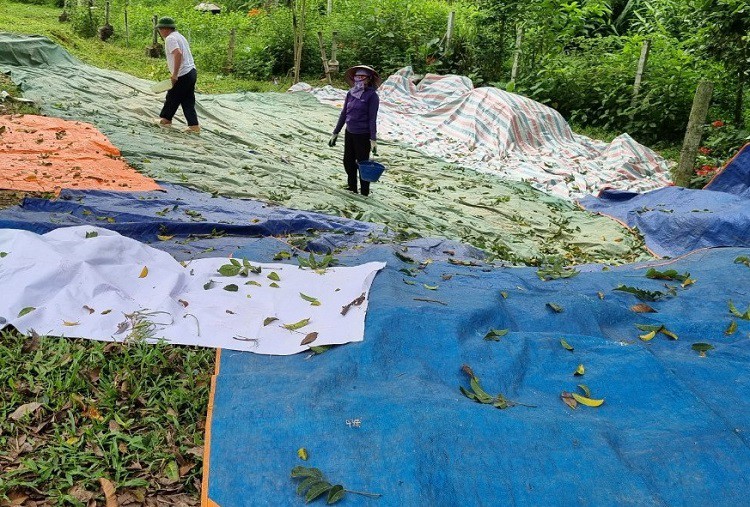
[0, 2, 344, 94]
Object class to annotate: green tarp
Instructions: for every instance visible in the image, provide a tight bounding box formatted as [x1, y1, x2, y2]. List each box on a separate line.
[0, 33, 650, 264]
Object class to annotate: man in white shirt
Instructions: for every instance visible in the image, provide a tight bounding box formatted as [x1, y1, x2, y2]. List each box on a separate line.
[156, 17, 200, 133]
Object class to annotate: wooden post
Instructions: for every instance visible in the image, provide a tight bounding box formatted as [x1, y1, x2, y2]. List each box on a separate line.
[292, 0, 306, 84]
[445, 11, 455, 51]
[328, 30, 339, 74]
[675, 80, 714, 187]
[124, 4, 129, 46]
[226, 27, 236, 73]
[316, 32, 332, 84]
[104, 1, 110, 25]
[735, 65, 746, 127]
[152, 14, 158, 45]
[510, 24, 523, 83]
[631, 39, 651, 109]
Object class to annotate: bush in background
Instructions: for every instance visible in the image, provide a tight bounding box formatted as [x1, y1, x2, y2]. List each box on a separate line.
[523, 35, 722, 144]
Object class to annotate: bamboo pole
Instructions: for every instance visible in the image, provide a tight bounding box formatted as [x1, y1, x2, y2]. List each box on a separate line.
[675, 80, 714, 187]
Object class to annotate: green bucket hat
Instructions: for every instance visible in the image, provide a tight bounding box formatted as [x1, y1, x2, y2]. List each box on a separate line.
[156, 17, 177, 29]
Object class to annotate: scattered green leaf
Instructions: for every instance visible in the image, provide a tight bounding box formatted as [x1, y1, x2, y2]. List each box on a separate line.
[725, 320, 737, 335]
[546, 302, 563, 313]
[691, 342, 715, 357]
[283, 318, 311, 331]
[614, 285, 668, 301]
[484, 328, 509, 341]
[300, 293, 321, 306]
[645, 268, 690, 282]
[18, 307, 36, 317]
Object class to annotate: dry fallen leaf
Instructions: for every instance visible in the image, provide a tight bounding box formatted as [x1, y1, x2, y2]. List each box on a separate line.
[138, 266, 148, 278]
[561, 391, 577, 410]
[300, 332, 318, 346]
[99, 477, 119, 507]
[631, 303, 656, 313]
[10, 402, 43, 421]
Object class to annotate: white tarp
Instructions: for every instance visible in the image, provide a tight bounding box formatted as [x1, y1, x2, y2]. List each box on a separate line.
[0, 226, 384, 354]
[290, 67, 672, 199]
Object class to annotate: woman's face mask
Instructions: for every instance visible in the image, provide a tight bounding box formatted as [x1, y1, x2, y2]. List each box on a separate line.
[354, 75, 368, 88]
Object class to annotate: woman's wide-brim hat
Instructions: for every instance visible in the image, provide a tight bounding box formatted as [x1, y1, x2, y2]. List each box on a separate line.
[156, 17, 177, 29]
[344, 65, 382, 88]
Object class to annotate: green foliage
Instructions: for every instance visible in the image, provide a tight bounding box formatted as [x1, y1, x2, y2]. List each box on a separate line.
[524, 34, 717, 143]
[71, 2, 100, 38]
[689, 120, 750, 188]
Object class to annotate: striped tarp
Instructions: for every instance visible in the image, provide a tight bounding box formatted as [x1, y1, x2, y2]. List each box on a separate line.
[291, 67, 671, 199]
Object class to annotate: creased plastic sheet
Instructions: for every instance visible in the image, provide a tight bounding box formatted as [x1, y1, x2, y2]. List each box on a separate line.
[0, 33, 650, 265]
[0, 226, 384, 354]
[205, 243, 750, 505]
[291, 67, 671, 199]
[0, 114, 161, 193]
[0, 183, 382, 261]
[579, 143, 750, 257]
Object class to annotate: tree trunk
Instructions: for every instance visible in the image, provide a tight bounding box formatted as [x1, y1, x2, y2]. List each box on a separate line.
[675, 80, 714, 187]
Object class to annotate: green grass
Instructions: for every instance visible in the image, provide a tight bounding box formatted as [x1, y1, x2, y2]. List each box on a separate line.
[0, 328, 213, 504]
[0, 2, 347, 94]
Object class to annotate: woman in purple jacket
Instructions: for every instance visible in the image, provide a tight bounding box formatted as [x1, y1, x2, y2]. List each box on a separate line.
[328, 65, 381, 196]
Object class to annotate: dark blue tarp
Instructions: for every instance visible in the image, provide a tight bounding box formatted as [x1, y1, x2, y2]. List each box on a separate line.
[579, 144, 750, 258]
[206, 243, 750, 506]
[706, 143, 750, 198]
[0, 183, 385, 260]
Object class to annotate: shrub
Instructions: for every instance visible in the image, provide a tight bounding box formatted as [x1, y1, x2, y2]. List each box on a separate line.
[71, 2, 101, 38]
[689, 120, 750, 187]
[522, 35, 720, 144]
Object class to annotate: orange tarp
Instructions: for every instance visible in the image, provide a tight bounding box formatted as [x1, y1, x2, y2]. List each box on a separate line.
[0, 114, 160, 193]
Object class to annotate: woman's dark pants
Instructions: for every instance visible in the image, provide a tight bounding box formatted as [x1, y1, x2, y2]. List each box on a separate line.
[343, 130, 372, 196]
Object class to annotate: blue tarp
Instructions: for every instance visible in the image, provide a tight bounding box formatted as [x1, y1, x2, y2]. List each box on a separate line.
[706, 143, 750, 198]
[206, 242, 750, 505]
[0, 183, 386, 261]
[579, 144, 750, 258]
